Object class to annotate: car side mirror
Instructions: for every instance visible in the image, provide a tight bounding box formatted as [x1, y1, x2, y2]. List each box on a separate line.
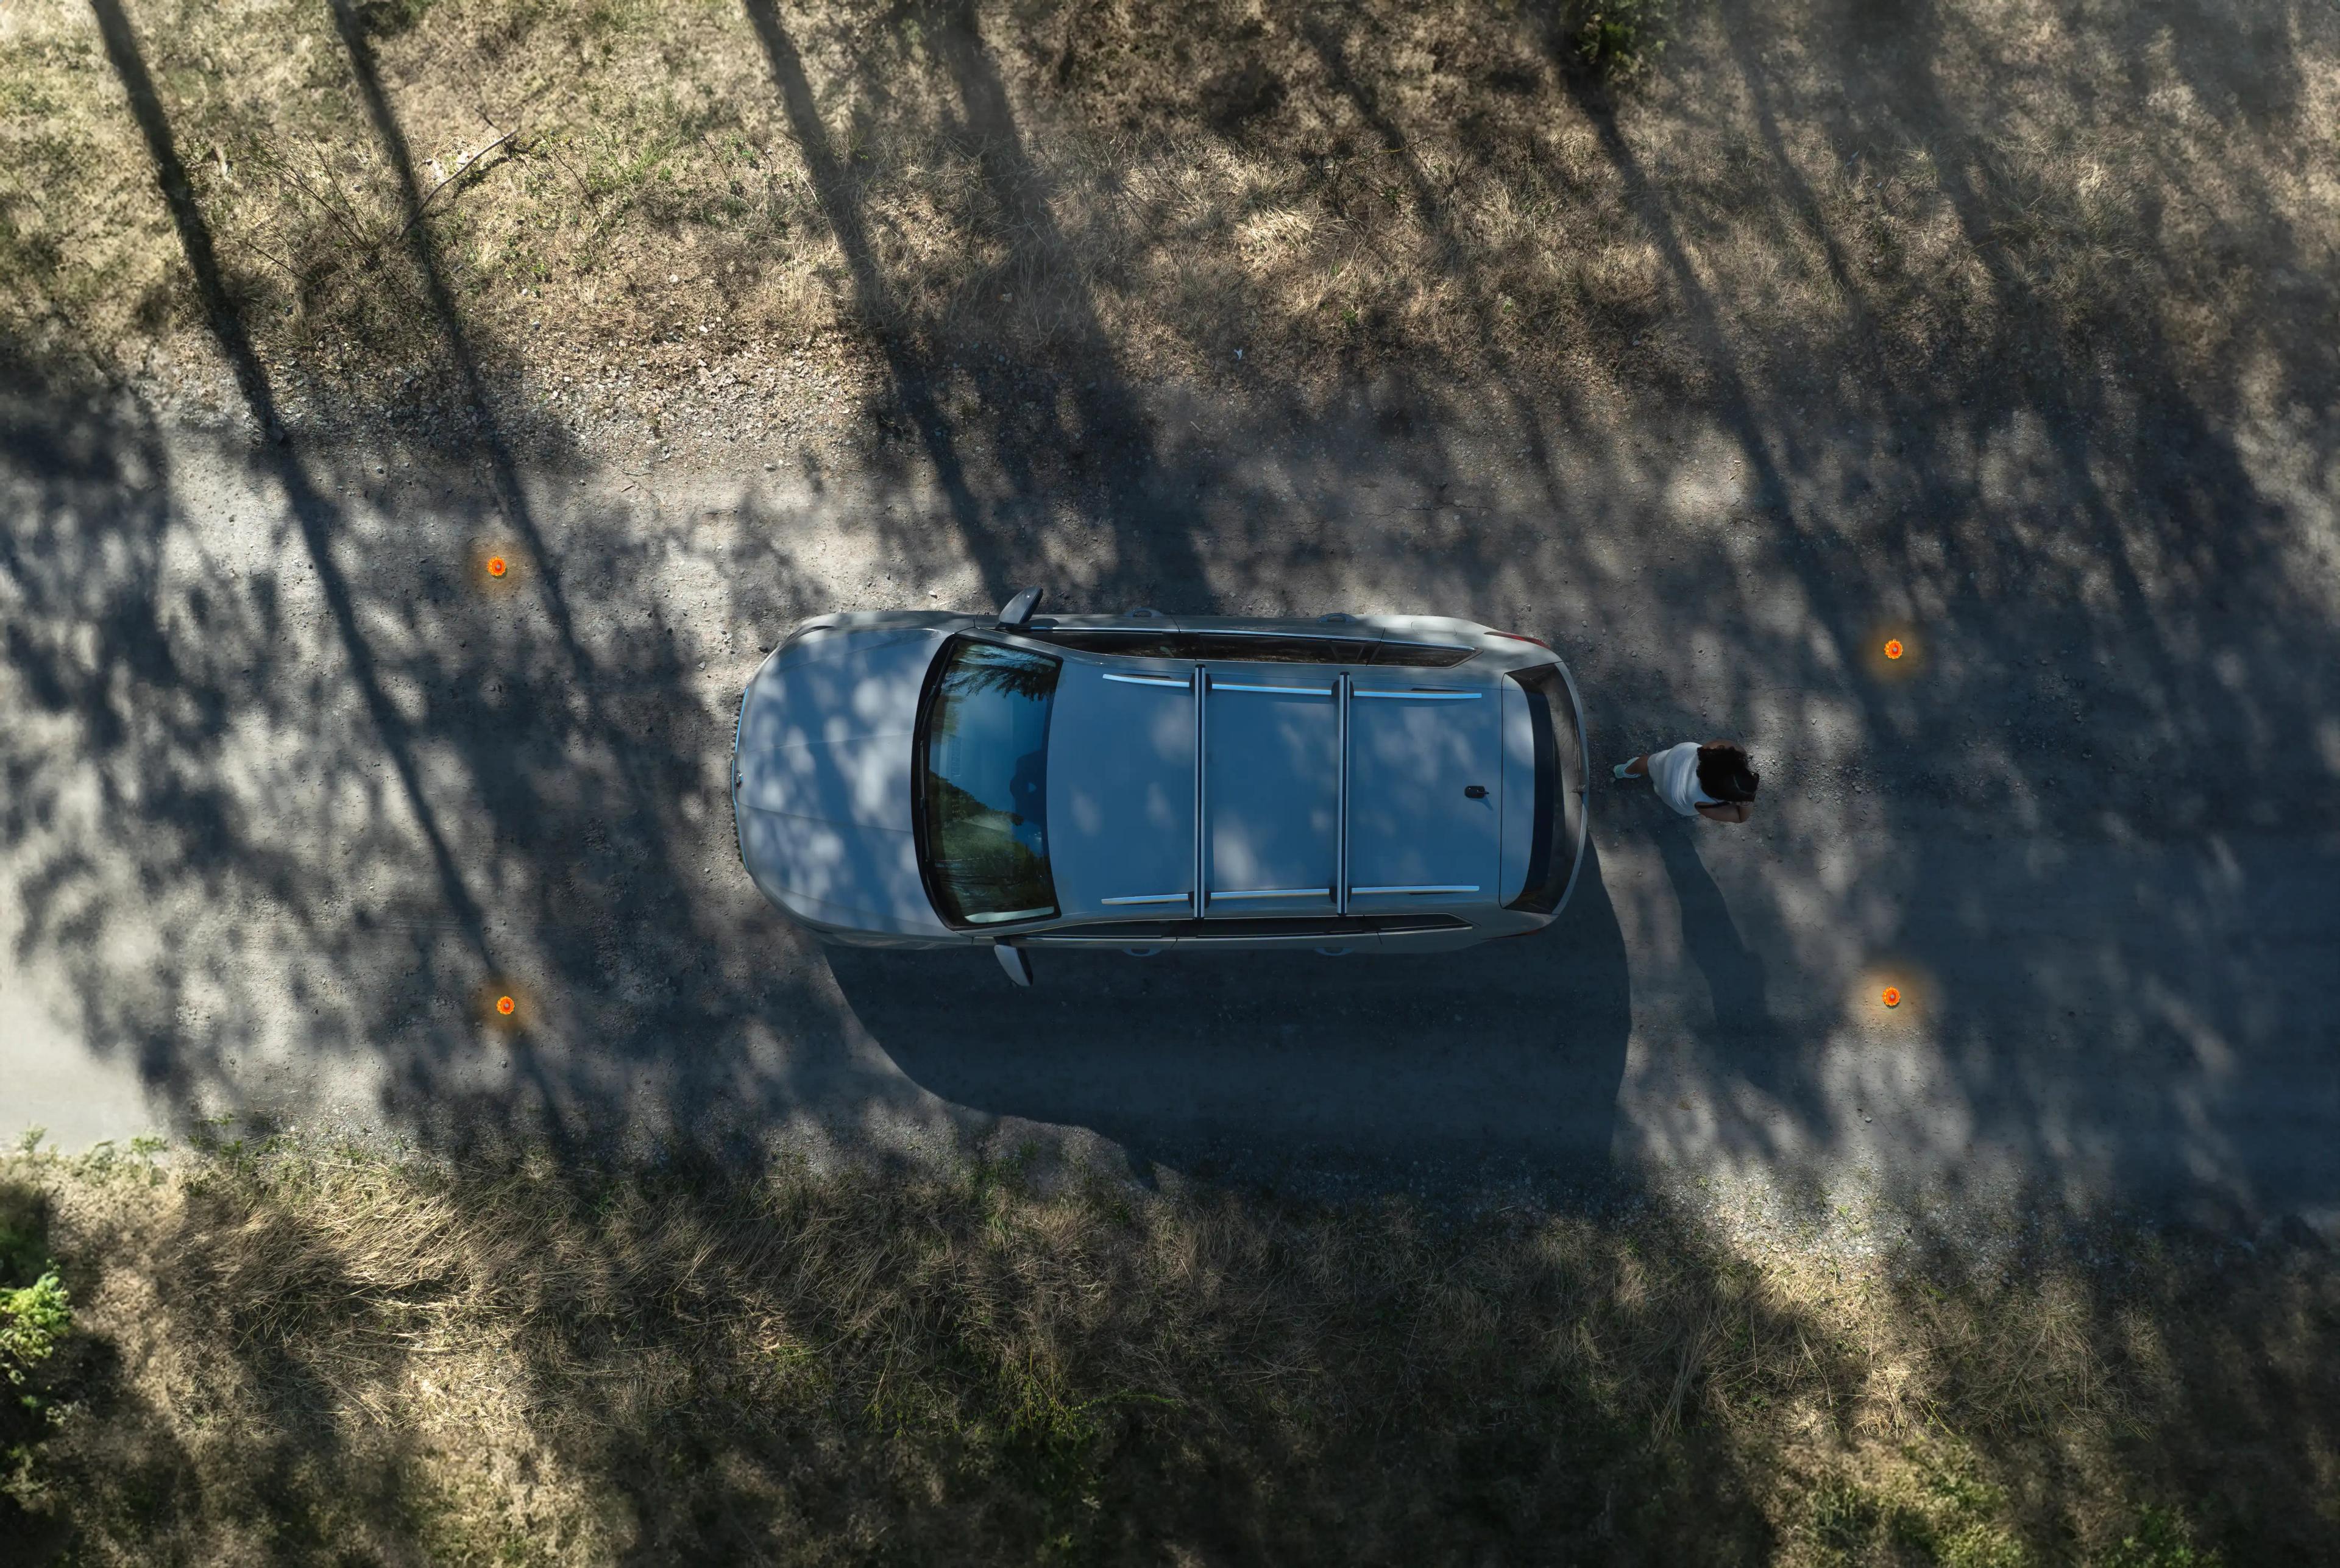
[994, 943, 1034, 987]
[996, 585, 1044, 631]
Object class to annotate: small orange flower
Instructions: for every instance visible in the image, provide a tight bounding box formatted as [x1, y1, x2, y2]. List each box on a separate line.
[1884, 639, 1904, 660]
[496, 995, 515, 1015]
[1881, 987, 1901, 1009]
[488, 556, 508, 578]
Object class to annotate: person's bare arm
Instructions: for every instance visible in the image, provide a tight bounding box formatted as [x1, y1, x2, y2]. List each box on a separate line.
[1696, 801, 1753, 823]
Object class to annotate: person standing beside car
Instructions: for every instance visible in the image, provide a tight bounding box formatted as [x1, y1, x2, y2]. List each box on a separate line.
[1612, 740, 1759, 823]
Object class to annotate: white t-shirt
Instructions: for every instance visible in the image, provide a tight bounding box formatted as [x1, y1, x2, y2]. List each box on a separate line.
[1650, 741, 1718, 817]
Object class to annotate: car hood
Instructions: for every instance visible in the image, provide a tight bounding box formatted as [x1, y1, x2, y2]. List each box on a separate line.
[733, 627, 953, 936]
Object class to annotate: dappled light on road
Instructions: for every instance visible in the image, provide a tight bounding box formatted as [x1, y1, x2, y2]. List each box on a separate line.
[0, 0, 2329, 1297]
[1, 0, 2336, 1553]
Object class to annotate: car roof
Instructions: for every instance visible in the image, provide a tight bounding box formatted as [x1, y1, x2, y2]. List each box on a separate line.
[1040, 638, 1518, 924]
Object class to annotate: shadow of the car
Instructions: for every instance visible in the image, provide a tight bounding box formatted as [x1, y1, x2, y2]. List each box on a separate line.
[828, 843, 1633, 1179]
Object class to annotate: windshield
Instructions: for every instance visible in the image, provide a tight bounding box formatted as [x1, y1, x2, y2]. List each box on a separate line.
[916, 639, 1062, 925]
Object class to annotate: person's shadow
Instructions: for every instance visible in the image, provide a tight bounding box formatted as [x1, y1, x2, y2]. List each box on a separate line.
[1653, 819, 1772, 1020]
[1649, 817, 1813, 1131]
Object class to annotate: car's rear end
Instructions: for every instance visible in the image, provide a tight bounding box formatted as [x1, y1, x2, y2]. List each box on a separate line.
[1321, 644, 1587, 949]
[1322, 616, 1588, 934]
[1495, 657, 1590, 924]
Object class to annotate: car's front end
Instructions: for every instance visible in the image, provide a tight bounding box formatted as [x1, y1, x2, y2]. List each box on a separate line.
[731, 615, 972, 948]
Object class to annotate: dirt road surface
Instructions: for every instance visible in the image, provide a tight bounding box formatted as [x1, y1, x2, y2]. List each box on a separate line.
[5, 352, 2334, 1232]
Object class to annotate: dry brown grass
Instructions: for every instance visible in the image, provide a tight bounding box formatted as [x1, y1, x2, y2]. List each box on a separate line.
[2, 0, 2332, 448]
[4, 1143, 2335, 1564]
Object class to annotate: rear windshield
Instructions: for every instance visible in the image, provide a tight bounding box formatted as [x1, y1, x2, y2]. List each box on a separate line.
[916, 639, 1062, 926]
[1505, 664, 1581, 915]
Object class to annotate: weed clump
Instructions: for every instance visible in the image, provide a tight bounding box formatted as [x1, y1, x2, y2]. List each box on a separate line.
[0, 1179, 72, 1389]
[0, 1270, 71, 1385]
[2096, 1506, 2225, 1568]
[1557, 0, 1672, 82]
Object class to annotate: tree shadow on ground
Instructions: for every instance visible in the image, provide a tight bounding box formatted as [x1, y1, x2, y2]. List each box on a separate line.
[1879, 1199, 2340, 1561]
[12, 1148, 2337, 1563]
[2, 0, 2339, 1556]
[0, 1153, 1823, 1564]
[739, 0, 1218, 609]
[0, 0, 2327, 1240]
[12, 4, 858, 1165]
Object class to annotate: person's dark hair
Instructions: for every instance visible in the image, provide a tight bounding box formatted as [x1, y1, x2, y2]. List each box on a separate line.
[1697, 742, 1760, 803]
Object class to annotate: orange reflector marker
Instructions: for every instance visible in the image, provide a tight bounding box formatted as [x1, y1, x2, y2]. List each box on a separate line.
[497, 995, 516, 1015]
[488, 556, 508, 578]
[1881, 986, 1901, 1009]
[1884, 639, 1904, 660]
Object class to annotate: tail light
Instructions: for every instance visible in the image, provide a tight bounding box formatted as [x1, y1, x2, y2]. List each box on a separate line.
[1488, 630, 1551, 650]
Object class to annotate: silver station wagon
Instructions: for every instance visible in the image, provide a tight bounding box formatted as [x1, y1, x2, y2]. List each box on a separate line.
[731, 591, 1589, 985]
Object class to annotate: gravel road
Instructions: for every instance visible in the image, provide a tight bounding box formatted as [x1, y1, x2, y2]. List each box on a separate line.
[3, 358, 2335, 1236]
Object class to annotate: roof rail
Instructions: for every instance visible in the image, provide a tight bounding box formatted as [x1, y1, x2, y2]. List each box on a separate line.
[1337, 672, 1349, 914]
